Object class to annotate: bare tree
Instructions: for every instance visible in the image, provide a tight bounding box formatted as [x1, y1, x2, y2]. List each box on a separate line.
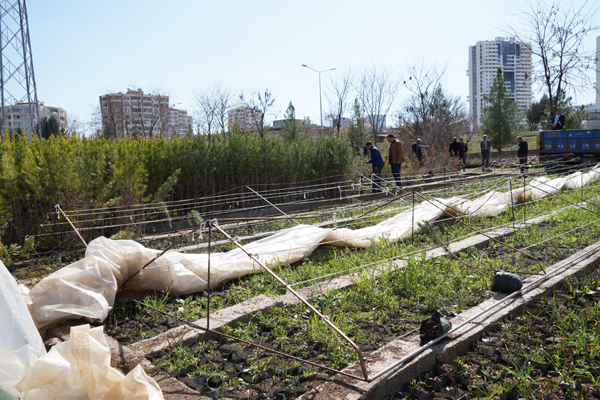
[214, 84, 232, 134]
[65, 114, 84, 136]
[355, 65, 399, 142]
[325, 69, 354, 135]
[97, 94, 121, 140]
[194, 87, 218, 138]
[239, 88, 275, 138]
[506, 0, 599, 117]
[194, 83, 233, 138]
[400, 59, 448, 142]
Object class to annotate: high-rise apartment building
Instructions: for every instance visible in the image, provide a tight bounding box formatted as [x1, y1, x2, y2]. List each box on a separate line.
[227, 104, 263, 131]
[168, 108, 193, 137]
[99, 89, 169, 138]
[1, 101, 67, 137]
[467, 37, 533, 126]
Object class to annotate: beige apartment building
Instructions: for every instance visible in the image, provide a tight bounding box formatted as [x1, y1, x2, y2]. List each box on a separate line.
[1, 101, 67, 137]
[168, 108, 194, 137]
[227, 103, 263, 131]
[100, 89, 170, 138]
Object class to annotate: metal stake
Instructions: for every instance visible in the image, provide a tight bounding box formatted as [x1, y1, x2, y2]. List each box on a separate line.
[213, 223, 370, 381]
[207, 222, 212, 330]
[411, 191, 415, 245]
[246, 186, 300, 225]
[57, 205, 87, 248]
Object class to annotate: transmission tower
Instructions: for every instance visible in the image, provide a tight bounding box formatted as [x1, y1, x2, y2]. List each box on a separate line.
[0, 0, 41, 141]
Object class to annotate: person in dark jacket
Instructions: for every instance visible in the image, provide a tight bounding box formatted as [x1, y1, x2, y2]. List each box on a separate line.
[449, 137, 461, 157]
[517, 136, 528, 173]
[411, 138, 429, 166]
[480, 135, 491, 171]
[458, 137, 468, 171]
[551, 108, 566, 130]
[366, 141, 385, 193]
[387, 134, 404, 188]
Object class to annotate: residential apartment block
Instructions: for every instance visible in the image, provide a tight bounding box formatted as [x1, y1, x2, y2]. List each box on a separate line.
[1, 101, 67, 137]
[467, 37, 533, 126]
[168, 108, 193, 137]
[227, 104, 263, 131]
[99, 89, 170, 138]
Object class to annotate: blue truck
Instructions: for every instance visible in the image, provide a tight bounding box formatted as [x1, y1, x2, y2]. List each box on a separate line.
[540, 129, 600, 165]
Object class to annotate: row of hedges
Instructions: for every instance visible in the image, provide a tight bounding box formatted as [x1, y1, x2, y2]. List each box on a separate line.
[0, 133, 355, 245]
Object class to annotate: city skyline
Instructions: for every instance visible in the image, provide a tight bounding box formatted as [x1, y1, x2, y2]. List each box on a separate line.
[27, 0, 599, 134]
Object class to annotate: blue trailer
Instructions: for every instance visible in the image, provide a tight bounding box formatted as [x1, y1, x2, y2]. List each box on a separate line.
[540, 129, 600, 165]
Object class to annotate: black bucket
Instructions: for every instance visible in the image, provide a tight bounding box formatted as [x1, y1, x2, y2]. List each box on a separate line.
[490, 271, 522, 294]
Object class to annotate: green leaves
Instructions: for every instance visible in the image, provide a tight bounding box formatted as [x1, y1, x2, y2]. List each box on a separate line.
[0, 134, 354, 245]
[481, 68, 519, 151]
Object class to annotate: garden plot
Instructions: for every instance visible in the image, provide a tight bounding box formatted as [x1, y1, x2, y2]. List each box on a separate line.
[102, 173, 600, 346]
[151, 200, 600, 399]
[10, 166, 600, 399]
[384, 266, 600, 400]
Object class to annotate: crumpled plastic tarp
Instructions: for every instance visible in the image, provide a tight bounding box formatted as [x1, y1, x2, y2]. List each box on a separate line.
[0, 260, 46, 399]
[25, 165, 600, 329]
[29, 225, 332, 328]
[1, 261, 164, 400]
[15, 325, 163, 400]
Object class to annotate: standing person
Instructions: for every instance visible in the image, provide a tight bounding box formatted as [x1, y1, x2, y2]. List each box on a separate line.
[517, 136, 528, 173]
[387, 134, 404, 189]
[411, 138, 429, 166]
[449, 137, 461, 171]
[480, 135, 491, 171]
[365, 141, 384, 193]
[362, 143, 368, 157]
[449, 137, 460, 157]
[458, 137, 468, 172]
[551, 107, 566, 130]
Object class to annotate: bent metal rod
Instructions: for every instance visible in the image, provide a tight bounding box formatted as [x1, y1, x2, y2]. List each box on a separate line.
[211, 220, 370, 381]
[121, 295, 368, 382]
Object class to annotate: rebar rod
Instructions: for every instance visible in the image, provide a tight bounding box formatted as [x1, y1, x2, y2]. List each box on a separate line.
[121, 295, 367, 382]
[121, 222, 205, 291]
[246, 186, 300, 225]
[212, 222, 370, 381]
[57, 206, 87, 248]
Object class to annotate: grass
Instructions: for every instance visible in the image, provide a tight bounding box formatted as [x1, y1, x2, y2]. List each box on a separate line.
[148, 176, 600, 397]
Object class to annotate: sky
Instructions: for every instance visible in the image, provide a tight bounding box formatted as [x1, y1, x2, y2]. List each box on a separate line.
[26, 0, 599, 133]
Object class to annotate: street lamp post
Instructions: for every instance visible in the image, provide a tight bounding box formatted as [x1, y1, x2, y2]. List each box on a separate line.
[302, 64, 335, 138]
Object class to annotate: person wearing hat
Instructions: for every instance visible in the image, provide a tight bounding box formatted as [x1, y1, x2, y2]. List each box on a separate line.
[480, 135, 491, 171]
[551, 108, 565, 130]
[387, 134, 404, 188]
[411, 138, 429, 166]
[365, 141, 384, 193]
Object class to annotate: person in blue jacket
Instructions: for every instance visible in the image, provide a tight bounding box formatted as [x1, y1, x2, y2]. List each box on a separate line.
[366, 141, 385, 193]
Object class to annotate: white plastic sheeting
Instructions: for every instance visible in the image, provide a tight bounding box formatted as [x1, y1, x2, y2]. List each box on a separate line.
[0, 260, 46, 399]
[25, 165, 600, 330]
[1, 261, 163, 400]
[15, 325, 163, 400]
[29, 225, 332, 328]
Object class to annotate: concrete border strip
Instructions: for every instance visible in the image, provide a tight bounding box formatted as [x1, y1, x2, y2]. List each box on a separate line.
[297, 240, 600, 400]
